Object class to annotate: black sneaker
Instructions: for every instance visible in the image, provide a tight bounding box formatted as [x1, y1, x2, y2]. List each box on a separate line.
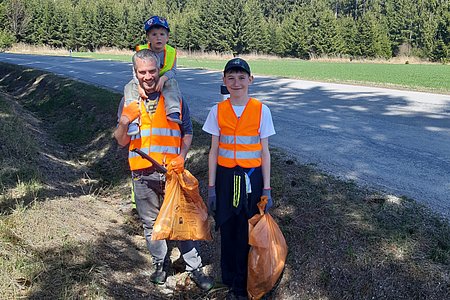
[150, 262, 166, 285]
[189, 268, 214, 291]
[167, 112, 182, 124]
[226, 292, 248, 300]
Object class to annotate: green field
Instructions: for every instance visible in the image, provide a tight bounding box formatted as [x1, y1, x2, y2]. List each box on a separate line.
[73, 52, 450, 94]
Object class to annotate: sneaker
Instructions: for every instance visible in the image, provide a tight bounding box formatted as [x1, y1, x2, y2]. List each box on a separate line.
[150, 263, 166, 285]
[226, 292, 247, 300]
[167, 112, 182, 124]
[189, 268, 214, 291]
[127, 122, 139, 136]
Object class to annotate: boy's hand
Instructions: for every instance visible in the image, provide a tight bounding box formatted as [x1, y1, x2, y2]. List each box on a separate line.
[155, 75, 168, 92]
[262, 188, 273, 212]
[121, 102, 140, 124]
[207, 186, 216, 216]
[138, 84, 147, 100]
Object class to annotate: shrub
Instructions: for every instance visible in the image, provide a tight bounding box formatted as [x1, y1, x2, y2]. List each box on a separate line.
[0, 30, 15, 51]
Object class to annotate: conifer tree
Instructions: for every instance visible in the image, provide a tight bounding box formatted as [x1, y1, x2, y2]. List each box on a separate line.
[280, 6, 310, 58]
[337, 16, 359, 56]
[357, 11, 391, 58]
[308, 2, 342, 57]
[265, 18, 284, 56]
[241, 0, 268, 54]
[385, 0, 418, 55]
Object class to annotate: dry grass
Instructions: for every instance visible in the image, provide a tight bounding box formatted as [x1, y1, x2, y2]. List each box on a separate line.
[176, 49, 283, 61]
[9, 43, 72, 56]
[9, 44, 132, 57]
[308, 53, 433, 64]
[8, 43, 437, 65]
[0, 62, 449, 299]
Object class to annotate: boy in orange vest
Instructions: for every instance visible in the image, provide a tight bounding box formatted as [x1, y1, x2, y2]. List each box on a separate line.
[202, 58, 276, 299]
[124, 15, 182, 136]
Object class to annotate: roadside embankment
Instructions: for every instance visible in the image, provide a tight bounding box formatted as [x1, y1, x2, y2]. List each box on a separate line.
[1, 62, 449, 299]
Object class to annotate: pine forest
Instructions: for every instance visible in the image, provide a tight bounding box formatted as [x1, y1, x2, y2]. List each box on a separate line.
[0, 0, 449, 61]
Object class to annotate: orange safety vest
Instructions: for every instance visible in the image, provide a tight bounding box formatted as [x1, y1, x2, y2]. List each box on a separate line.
[134, 44, 176, 76]
[128, 95, 181, 170]
[217, 98, 263, 168]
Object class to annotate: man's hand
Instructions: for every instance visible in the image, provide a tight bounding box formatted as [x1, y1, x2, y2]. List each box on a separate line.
[207, 186, 216, 216]
[262, 188, 273, 212]
[155, 75, 168, 92]
[170, 155, 184, 174]
[121, 101, 140, 123]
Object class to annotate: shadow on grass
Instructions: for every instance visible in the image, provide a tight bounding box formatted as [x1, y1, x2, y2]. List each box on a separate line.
[21, 207, 221, 300]
[24, 221, 160, 299]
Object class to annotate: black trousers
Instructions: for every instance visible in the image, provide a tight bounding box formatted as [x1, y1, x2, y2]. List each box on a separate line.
[215, 165, 263, 296]
[220, 210, 250, 296]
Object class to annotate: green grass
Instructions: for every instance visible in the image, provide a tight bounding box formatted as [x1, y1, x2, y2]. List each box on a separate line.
[71, 52, 450, 93]
[178, 57, 450, 93]
[0, 63, 121, 144]
[74, 52, 131, 63]
[0, 62, 129, 191]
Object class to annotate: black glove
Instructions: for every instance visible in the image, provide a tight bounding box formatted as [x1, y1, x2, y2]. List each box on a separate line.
[207, 186, 216, 216]
[262, 188, 273, 213]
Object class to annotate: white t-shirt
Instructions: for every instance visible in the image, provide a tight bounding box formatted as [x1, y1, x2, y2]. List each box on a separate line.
[202, 102, 276, 138]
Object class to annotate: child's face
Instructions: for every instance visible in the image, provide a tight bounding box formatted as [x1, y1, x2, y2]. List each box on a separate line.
[146, 27, 169, 52]
[223, 71, 253, 98]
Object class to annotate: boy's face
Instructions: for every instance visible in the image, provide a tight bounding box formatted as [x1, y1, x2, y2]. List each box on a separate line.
[146, 27, 169, 52]
[223, 70, 253, 98]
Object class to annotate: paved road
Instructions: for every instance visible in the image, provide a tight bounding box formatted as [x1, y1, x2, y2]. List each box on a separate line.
[1, 53, 450, 218]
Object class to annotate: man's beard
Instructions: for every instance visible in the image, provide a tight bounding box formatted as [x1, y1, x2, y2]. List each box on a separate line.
[143, 80, 156, 92]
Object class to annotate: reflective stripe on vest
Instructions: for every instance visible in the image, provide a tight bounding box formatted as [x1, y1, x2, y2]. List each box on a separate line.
[134, 44, 176, 76]
[128, 95, 181, 170]
[128, 146, 180, 159]
[217, 98, 262, 168]
[218, 148, 262, 159]
[132, 128, 182, 140]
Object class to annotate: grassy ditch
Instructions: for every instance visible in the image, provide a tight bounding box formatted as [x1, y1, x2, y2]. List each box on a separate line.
[0, 93, 43, 212]
[0, 62, 449, 299]
[0, 63, 129, 188]
[0, 62, 132, 299]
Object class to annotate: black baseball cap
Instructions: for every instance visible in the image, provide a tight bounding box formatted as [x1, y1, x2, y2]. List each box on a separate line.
[223, 58, 251, 75]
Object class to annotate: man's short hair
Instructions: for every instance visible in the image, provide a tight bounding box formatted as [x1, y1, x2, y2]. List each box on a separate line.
[132, 49, 161, 70]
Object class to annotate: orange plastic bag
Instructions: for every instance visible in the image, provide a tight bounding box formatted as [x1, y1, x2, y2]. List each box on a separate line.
[152, 169, 212, 241]
[247, 196, 288, 300]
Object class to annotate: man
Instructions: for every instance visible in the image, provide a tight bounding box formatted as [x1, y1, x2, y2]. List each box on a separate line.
[114, 49, 213, 291]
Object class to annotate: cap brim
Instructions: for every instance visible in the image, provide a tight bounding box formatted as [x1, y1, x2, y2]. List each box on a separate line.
[224, 66, 250, 75]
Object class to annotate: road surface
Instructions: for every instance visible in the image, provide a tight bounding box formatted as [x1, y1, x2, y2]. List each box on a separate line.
[1, 53, 449, 218]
